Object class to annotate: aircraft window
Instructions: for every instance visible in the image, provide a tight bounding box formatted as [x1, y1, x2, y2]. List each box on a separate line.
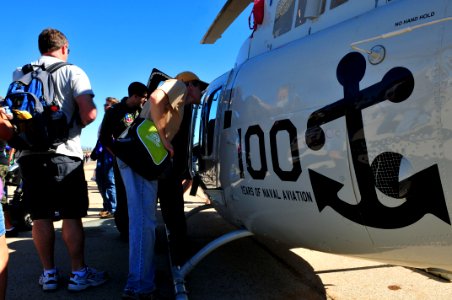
[295, 0, 307, 27]
[208, 90, 219, 125]
[200, 88, 221, 157]
[273, 0, 295, 37]
[192, 101, 203, 148]
[190, 91, 207, 173]
[330, 0, 348, 9]
[319, 0, 326, 14]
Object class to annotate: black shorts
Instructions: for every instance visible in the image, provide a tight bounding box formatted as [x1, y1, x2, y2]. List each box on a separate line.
[18, 154, 88, 220]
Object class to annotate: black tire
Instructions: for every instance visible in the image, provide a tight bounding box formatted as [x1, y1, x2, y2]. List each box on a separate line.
[113, 162, 129, 240]
[114, 195, 129, 241]
[8, 203, 32, 232]
[114, 208, 128, 241]
[21, 213, 33, 231]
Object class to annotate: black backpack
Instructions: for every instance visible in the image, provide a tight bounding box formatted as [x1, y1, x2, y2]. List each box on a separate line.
[3, 62, 74, 151]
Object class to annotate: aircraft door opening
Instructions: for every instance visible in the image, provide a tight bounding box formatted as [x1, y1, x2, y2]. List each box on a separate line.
[190, 84, 225, 190]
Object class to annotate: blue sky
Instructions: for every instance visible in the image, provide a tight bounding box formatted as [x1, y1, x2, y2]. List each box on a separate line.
[0, 1, 252, 149]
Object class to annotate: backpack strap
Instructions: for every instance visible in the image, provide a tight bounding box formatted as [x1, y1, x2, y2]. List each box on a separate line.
[45, 61, 72, 105]
[45, 62, 78, 129]
[20, 62, 70, 74]
[46, 62, 71, 73]
[19, 63, 45, 77]
[19, 62, 70, 79]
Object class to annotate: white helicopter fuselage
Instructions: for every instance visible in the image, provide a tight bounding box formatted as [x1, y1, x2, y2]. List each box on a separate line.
[192, 0, 452, 273]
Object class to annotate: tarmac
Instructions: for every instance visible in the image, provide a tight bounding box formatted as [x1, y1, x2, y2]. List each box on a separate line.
[4, 161, 452, 299]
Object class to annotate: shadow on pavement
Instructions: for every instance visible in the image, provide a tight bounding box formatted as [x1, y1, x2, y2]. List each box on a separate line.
[5, 168, 326, 300]
[6, 219, 129, 299]
[180, 209, 327, 300]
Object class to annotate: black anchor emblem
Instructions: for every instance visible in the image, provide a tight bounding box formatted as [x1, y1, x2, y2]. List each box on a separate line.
[305, 52, 450, 229]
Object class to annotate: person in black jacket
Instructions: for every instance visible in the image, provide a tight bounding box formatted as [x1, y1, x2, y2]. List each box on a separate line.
[98, 82, 148, 237]
[92, 97, 119, 219]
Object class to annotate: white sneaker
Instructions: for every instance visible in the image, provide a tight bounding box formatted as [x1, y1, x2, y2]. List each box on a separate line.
[67, 266, 109, 291]
[39, 271, 59, 291]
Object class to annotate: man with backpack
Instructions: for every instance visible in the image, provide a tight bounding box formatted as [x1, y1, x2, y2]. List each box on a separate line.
[7, 28, 108, 292]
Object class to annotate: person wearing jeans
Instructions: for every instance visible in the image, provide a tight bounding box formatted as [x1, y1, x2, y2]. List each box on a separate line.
[117, 158, 157, 295]
[0, 179, 8, 300]
[119, 71, 205, 299]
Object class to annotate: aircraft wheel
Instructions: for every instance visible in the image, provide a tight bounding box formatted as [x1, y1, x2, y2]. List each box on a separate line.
[114, 199, 129, 241]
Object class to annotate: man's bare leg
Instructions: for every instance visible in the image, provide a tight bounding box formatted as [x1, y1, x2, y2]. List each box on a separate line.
[0, 235, 8, 300]
[32, 219, 55, 270]
[62, 219, 85, 271]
